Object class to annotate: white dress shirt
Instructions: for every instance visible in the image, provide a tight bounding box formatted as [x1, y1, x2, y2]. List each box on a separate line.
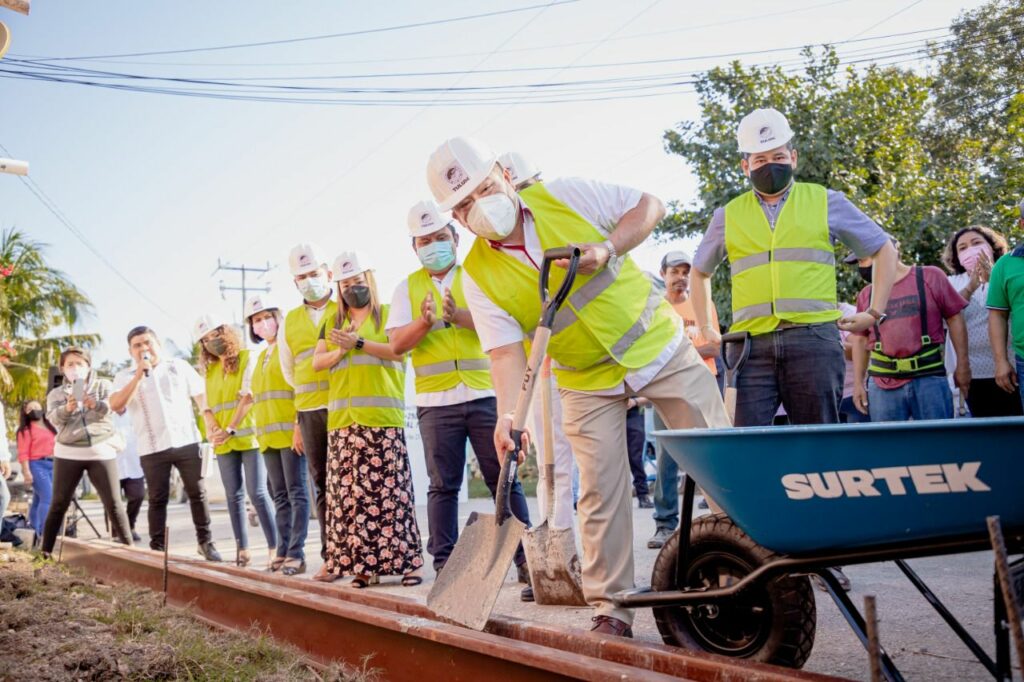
[113, 357, 205, 456]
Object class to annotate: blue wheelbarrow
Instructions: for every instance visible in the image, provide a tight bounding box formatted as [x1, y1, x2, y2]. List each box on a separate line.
[615, 340, 1024, 680]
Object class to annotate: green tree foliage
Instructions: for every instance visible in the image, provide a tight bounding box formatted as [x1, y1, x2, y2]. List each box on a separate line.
[0, 228, 99, 405]
[659, 0, 1024, 324]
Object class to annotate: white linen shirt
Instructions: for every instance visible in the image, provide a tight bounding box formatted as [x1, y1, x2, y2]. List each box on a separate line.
[113, 357, 205, 456]
[461, 177, 682, 396]
[387, 265, 495, 408]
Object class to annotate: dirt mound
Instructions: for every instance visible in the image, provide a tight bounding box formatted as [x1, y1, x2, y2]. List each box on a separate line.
[0, 548, 378, 681]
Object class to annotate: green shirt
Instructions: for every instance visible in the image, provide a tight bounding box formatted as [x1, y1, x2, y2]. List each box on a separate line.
[986, 253, 1024, 360]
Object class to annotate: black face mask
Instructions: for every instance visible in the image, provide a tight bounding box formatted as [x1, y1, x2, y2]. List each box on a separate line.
[341, 285, 371, 309]
[749, 162, 794, 195]
[28, 409, 43, 421]
[858, 265, 874, 284]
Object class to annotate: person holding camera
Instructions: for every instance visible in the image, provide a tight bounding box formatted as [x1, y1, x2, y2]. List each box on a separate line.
[111, 326, 222, 561]
[40, 347, 133, 555]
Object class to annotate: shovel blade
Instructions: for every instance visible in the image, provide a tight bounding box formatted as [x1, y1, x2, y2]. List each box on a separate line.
[522, 521, 588, 606]
[427, 511, 526, 630]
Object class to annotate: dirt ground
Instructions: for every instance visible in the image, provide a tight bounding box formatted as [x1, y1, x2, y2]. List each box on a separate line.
[0, 547, 378, 682]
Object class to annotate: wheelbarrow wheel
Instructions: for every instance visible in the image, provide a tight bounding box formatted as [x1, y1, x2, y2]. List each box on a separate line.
[651, 514, 816, 668]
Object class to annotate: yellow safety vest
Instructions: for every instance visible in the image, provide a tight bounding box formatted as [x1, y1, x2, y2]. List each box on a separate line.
[724, 182, 840, 335]
[407, 267, 492, 395]
[284, 301, 336, 410]
[251, 343, 296, 452]
[463, 182, 678, 391]
[205, 349, 258, 455]
[323, 304, 406, 430]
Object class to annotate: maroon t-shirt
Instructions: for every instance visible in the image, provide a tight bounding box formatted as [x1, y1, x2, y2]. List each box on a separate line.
[856, 265, 967, 389]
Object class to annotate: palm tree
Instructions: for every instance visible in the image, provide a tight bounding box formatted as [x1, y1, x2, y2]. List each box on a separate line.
[0, 228, 99, 404]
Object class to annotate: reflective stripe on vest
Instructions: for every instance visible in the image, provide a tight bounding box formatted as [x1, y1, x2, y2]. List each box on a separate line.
[204, 349, 259, 455]
[724, 183, 840, 335]
[285, 301, 337, 410]
[324, 304, 406, 430]
[251, 343, 297, 451]
[407, 267, 493, 394]
[463, 182, 678, 391]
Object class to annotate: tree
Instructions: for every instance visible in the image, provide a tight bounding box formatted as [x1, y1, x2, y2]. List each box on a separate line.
[0, 228, 98, 404]
[659, 0, 1024, 324]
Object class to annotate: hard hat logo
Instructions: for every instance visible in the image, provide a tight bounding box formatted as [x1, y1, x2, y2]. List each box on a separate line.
[420, 212, 432, 227]
[445, 163, 469, 192]
[298, 255, 312, 267]
[759, 126, 774, 144]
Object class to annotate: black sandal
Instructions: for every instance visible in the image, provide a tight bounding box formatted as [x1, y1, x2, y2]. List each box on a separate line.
[269, 557, 286, 572]
[281, 560, 306, 576]
[351, 574, 379, 588]
[401, 574, 423, 587]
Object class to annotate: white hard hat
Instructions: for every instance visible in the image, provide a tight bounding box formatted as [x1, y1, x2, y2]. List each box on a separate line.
[288, 242, 326, 277]
[331, 251, 371, 282]
[498, 151, 540, 187]
[736, 108, 794, 155]
[244, 294, 279, 321]
[193, 313, 226, 343]
[407, 200, 454, 238]
[426, 136, 499, 211]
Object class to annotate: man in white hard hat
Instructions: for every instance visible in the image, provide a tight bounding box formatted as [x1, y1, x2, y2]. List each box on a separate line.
[426, 137, 730, 637]
[388, 200, 534, 599]
[279, 243, 336, 581]
[690, 107, 899, 426]
[498, 151, 541, 191]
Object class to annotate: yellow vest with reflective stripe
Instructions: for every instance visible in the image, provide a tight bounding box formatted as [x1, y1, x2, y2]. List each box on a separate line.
[251, 343, 296, 452]
[724, 183, 840, 335]
[205, 349, 258, 455]
[284, 301, 336, 410]
[407, 267, 493, 395]
[324, 305, 406, 430]
[463, 182, 679, 391]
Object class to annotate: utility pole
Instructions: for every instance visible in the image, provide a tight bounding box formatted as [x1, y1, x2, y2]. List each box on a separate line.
[212, 259, 272, 321]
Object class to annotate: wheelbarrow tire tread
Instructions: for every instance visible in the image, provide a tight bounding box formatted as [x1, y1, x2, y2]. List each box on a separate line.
[651, 514, 816, 668]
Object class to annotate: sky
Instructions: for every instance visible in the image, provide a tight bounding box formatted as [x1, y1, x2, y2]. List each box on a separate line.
[0, 0, 986, 364]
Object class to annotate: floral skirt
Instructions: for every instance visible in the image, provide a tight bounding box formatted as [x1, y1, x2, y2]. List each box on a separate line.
[324, 425, 424, 577]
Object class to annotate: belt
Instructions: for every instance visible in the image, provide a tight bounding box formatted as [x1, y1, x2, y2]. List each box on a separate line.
[773, 321, 834, 332]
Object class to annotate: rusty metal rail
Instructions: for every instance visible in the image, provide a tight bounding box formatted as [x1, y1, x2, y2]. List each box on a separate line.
[60, 539, 847, 682]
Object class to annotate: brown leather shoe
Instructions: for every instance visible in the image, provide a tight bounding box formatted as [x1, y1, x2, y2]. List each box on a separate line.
[590, 615, 633, 638]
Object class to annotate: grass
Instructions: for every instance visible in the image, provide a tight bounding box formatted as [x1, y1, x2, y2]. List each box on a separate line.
[467, 448, 539, 498]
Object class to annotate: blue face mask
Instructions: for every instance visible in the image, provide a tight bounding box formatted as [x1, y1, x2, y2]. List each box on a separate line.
[416, 240, 456, 272]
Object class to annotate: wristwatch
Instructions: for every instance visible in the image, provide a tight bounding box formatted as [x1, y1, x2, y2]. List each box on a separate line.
[601, 239, 618, 261]
[355, 337, 365, 350]
[867, 308, 888, 325]
[226, 427, 237, 436]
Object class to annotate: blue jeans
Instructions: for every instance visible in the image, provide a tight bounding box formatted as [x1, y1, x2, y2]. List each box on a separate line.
[216, 449, 277, 551]
[730, 323, 845, 426]
[28, 459, 54, 532]
[867, 376, 953, 422]
[1017, 355, 1024, 411]
[262, 447, 309, 561]
[649, 411, 680, 531]
[417, 397, 530, 571]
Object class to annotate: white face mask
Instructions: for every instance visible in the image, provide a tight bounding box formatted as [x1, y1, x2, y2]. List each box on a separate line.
[297, 274, 330, 302]
[467, 192, 518, 241]
[64, 365, 87, 382]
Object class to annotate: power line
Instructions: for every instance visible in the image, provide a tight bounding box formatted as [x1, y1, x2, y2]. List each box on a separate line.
[849, 0, 927, 40]
[0, 142, 183, 326]
[24, 1, 581, 62]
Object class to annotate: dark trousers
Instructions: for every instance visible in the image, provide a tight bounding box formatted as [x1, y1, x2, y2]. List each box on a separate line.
[119, 477, 146, 530]
[730, 323, 845, 427]
[297, 409, 329, 560]
[966, 378, 1024, 417]
[625, 406, 649, 496]
[140, 443, 212, 550]
[263, 447, 310, 560]
[418, 397, 530, 571]
[41, 457, 131, 554]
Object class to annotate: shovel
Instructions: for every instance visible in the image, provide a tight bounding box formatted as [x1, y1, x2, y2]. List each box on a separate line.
[721, 331, 751, 423]
[428, 246, 582, 630]
[522, 360, 587, 605]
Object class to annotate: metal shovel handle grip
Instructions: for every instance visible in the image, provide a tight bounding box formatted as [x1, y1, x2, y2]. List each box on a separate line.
[721, 331, 751, 380]
[495, 246, 581, 525]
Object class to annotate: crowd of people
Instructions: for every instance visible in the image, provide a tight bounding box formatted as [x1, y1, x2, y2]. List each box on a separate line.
[3, 108, 1023, 640]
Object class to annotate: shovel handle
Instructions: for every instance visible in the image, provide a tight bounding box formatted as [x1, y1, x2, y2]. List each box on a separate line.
[495, 441, 519, 526]
[721, 331, 751, 387]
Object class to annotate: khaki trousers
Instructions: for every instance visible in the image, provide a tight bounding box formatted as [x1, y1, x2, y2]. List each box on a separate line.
[558, 339, 730, 624]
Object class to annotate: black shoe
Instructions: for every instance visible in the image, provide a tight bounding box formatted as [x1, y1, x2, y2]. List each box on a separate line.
[521, 584, 534, 602]
[198, 541, 222, 562]
[516, 562, 531, 585]
[647, 527, 674, 549]
[697, 497, 709, 511]
[637, 494, 654, 509]
[131, 531, 142, 543]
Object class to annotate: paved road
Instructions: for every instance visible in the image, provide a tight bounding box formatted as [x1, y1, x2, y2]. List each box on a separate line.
[72, 495, 1010, 681]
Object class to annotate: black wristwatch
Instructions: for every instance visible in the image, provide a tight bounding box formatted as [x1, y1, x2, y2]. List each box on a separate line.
[867, 307, 888, 325]
[226, 427, 237, 436]
[355, 337, 365, 350]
